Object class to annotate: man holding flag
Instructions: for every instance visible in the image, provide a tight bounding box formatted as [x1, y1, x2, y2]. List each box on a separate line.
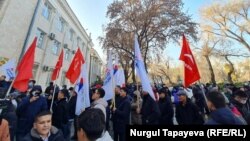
[134, 35, 160, 125]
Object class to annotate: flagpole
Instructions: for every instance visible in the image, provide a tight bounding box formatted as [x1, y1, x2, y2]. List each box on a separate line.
[4, 73, 17, 99]
[50, 71, 60, 112]
[198, 80, 210, 114]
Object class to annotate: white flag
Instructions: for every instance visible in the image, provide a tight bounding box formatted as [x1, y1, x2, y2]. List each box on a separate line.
[1, 59, 16, 80]
[134, 35, 155, 100]
[75, 63, 90, 116]
[113, 54, 125, 87]
[114, 69, 125, 87]
[103, 51, 114, 101]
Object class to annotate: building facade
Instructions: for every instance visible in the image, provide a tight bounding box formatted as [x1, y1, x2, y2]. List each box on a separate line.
[89, 48, 103, 86]
[0, 0, 94, 89]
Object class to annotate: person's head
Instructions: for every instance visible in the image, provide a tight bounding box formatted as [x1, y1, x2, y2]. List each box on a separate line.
[0, 75, 6, 81]
[233, 90, 248, 105]
[177, 90, 187, 103]
[159, 90, 167, 99]
[207, 91, 226, 111]
[77, 108, 105, 141]
[58, 90, 66, 100]
[49, 82, 53, 86]
[30, 85, 43, 97]
[69, 87, 76, 96]
[115, 86, 121, 95]
[92, 88, 105, 101]
[33, 111, 52, 138]
[120, 87, 127, 97]
[62, 85, 67, 89]
[28, 80, 36, 88]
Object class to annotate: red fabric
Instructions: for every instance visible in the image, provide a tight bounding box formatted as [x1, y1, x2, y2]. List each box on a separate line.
[51, 49, 64, 81]
[179, 35, 200, 87]
[66, 48, 85, 84]
[13, 37, 37, 92]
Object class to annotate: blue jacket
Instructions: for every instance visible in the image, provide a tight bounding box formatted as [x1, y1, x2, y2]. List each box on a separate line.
[205, 107, 246, 125]
[16, 96, 48, 135]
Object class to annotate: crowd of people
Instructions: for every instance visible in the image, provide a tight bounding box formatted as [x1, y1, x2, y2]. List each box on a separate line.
[0, 74, 250, 141]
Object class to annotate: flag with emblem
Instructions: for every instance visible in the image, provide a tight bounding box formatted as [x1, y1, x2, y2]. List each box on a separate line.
[179, 35, 200, 87]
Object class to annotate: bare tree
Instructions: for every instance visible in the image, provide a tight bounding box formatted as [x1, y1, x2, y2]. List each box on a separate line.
[100, 0, 197, 83]
[201, 0, 250, 52]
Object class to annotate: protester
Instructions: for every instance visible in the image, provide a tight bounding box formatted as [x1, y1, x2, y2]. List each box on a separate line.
[21, 110, 65, 141]
[231, 90, 250, 124]
[175, 90, 204, 125]
[16, 85, 47, 141]
[52, 90, 69, 139]
[77, 108, 113, 141]
[68, 87, 77, 140]
[140, 91, 161, 125]
[131, 90, 142, 125]
[112, 87, 131, 141]
[205, 91, 246, 125]
[158, 90, 174, 125]
[91, 88, 108, 120]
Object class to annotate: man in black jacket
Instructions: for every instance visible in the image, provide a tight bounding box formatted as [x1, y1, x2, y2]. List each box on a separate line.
[175, 90, 204, 125]
[158, 90, 174, 125]
[140, 91, 161, 125]
[112, 87, 131, 141]
[52, 90, 69, 139]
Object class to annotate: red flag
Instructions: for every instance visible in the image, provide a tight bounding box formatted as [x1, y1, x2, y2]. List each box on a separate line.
[179, 35, 200, 87]
[66, 48, 84, 84]
[13, 37, 37, 92]
[51, 49, 64, 81]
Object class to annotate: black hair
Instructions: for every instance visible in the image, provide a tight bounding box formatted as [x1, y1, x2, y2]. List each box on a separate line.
[207, 91, 226, 109]
[120, 87, 127, 94]
[96, 88, 105, 98]
[34, 110, 52, 122]
[69, 87, 74, 91]
[233, 90, 248, 98]
[77, 108, 105, 140]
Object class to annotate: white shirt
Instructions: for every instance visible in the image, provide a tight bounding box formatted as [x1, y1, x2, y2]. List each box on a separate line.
[40, 132, 51, 141]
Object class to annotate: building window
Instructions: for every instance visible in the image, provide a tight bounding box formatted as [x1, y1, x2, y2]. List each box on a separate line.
[32, 63, 39, 80]
[36, 29, 45, 49]
[57, 17, 64, 32]
[69, 29, 74, 41]
[61, 71, 66, 86]
[46, 71, 52, 86]
[42, 2, 52, 20]
[65, 49, 70, 61]
[52, 40, 61, 55]
[77, 37, 81, 46]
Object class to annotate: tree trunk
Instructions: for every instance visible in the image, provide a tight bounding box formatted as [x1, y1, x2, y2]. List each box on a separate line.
[225, 56, 234, 84]
[204, 55, 216, 85]
[124, 68, 128, 84]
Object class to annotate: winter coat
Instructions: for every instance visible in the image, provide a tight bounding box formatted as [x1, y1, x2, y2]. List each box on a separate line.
[21, 126, 65, 141]
[112, 96, 131, 133]
[141, 94, 161, 125]
[91, 98, 108, 121]
[131, 97, 142, 125]
[96, 131, 113, 141]
[158, 97, 174, 125]
[52, 98, 68, 129]
[67, 95, 77, 120]
[231, 99, 250, 124]
[175, 99, 204, 125]
[16, 96, 47, 135]
[0, 118, 10, 141]
[205, 107, 246, 125]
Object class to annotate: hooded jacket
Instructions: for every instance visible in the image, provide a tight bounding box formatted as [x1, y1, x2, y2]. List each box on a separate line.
[91, 98, 108, 120]
[205, 107, 246, 125]
[21, 126, 65, 141]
